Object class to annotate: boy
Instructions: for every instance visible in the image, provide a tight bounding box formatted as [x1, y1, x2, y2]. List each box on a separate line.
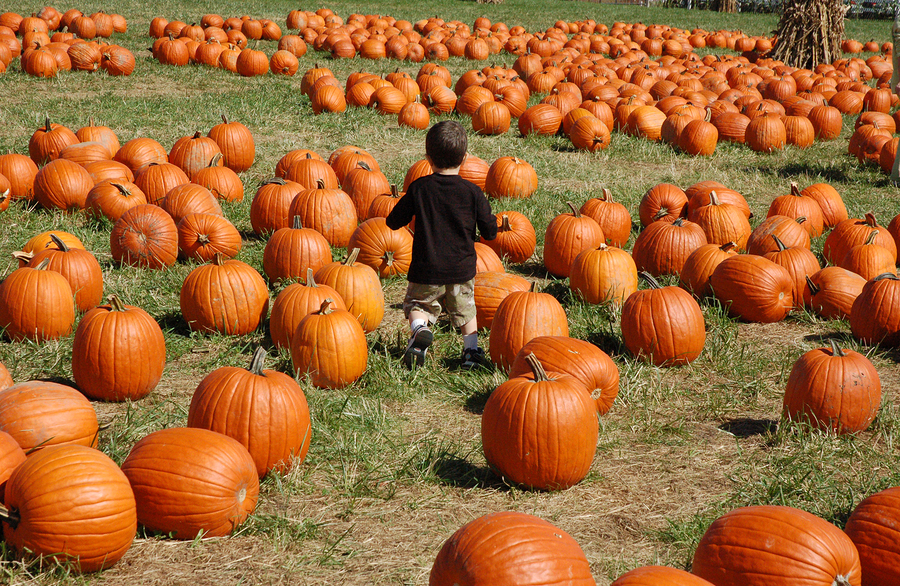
[385, 121, 497, 370]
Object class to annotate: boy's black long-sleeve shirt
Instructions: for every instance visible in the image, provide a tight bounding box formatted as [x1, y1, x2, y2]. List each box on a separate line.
[385, 173, 497, 285]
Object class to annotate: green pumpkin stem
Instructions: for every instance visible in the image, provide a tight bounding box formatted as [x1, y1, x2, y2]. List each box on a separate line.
[33, 257, 51, 271]
[292, 215, 303, 230]
[864, 230, 879, 245]
[0, 504, 21, 529]
[771, 234, 787, 252]
[248, 346, 267, 375]
[345, 248, 360, 265]
[566, 201, 580, 217]
[805, 275, 819, 296]
[873, 272, 899, 281]
[639, 271, 663, 289]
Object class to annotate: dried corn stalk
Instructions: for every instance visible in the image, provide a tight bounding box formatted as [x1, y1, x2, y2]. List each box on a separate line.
[770, 0, 847, 69]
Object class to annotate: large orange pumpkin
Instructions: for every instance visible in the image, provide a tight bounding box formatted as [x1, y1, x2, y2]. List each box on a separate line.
[692, 505, 861, 586]
[0, 381, 98, 451]
[290, 299, 368, 389]
[482, 353, 597, 490]
[710, 255, 794, 323]
[844, 486, 900, 586]
[188, 347, 312, 477]
[0, 259, 75, 341]
[611, 566, 715, 586]
[180, 254, 269, 335]
[121, 427, 258, 539]
[429, 511, 595, 586]
[2, 444, 136, 572]
[488, 287, 569, 370]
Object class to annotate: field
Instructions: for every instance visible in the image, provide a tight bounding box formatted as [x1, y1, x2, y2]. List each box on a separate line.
[1, 1, 899, 584]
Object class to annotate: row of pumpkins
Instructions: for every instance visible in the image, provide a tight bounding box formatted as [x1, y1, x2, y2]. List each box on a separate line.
[0, 7, 133, 76]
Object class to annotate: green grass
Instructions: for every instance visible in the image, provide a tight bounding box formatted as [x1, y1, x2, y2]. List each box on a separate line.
[0, 1, 899, 584]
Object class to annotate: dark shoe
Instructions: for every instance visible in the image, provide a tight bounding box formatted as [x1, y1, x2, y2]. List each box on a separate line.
[461, 347, 487, 370]
[402, 325, 433, 369]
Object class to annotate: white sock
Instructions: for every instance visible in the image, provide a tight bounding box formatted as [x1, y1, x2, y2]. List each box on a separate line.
[463, 333, 478, 350]
[411, 319, 428, 334]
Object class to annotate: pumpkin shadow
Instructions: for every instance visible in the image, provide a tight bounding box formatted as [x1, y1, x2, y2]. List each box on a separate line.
[719, 418, 778, 438]
[156, 309, 194, 337]
[430, 455, 506, 490]
[770, 163, 850, 184]
[463, 381, 495, 415]
[584, 330, 624, 357]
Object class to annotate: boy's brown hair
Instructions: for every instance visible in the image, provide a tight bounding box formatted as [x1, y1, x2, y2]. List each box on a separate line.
[425, 120, 467, 170]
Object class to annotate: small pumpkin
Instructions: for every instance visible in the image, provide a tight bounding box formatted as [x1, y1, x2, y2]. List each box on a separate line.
[290, 299, 368, 389]
[180, 254, 269, 335]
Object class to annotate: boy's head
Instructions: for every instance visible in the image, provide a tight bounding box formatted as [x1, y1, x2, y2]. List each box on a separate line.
[425, 121, 467, 170]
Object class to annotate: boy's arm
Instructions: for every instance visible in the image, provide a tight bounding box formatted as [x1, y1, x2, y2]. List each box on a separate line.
[385, 189, 414, 230]
[475, 191, 498, 241]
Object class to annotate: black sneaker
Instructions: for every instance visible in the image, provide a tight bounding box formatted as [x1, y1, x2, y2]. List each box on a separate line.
[402, 325, 433, 369]
[461, 347, 487, 370]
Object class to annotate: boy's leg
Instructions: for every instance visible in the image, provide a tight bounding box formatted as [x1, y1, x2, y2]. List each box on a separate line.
[402, 284, 442, 369]
[443, 280, 487, 369]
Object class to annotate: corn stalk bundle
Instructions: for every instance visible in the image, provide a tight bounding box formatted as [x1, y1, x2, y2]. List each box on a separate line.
[770, 0, 847, 69]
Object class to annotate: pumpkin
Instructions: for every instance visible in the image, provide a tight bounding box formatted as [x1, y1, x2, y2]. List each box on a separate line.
[28, 117, 78, 165]
[472, 101, 511, 135]
[840, 231, 897, 281]
[250, 177, 303, 235]
[508, 336, 619, 415]
[180, 254, 269, 335]
[169, 131, 222, 181]
[580, 188, 632, 247]
[639, 183, 687, 227]
[2, 445, 136, 573]
[347, 217, 413, 278]
[844, 486, 900, 586]
[482, 353, 597, 490]
[543, 202, 605, 278]
[176, 213, 242, 262]
[611, 566, 715, 586]
[429, 511, 595, 586]
[692, 505, 861, 586]
[745, 111, 786, 152]
[133, 162, 190, 206]
[0, 259, 75, 341]
[85, 180, 147, 222]
[121, 427, 258, 539]
[287, 179, 356, 248]
[688, 191, 752, 250]
[113, 137, 168, 173]
[850, 273, 900, 347]
[291, 298, 368, 389]
[763, 235, 822, 309]
[680, 242, 740, 298]
[767, 182, 825, 237]
[480, 211, 536, 264]
[188, 347, 311, 477]
[0, 153, 39, 200]
[484, 156, 538, 199]
[783, 340, 881, 434]
[58, 141, 110, 167]
[0, 381, 98, 450]
[71, 295, 165, 402]
[269, 269, 346, 350]
[33, 157, 94, 211]
[710, 255, 794, 323]
[314, 248, 385, 333]
[746, 215, 811, 256]
[0, 430, 25, 494]
[208, 115, 255, 172]
[475, 241, 504, 273]
[621, 273, 706, 366]
[488, 286, 569, 370]
[110, 204, 178, 269]
[343, 162, 390, 219]
[569, 243, 638, 305]
[803, 267, 866, 319]
[23, 234, 103, 312]
[263, 215, 332, 285]
[518, 103, 563, 136]
[632, 217, 708, 277]
[160, 183, 223, 224]
[824, 213, 896, 266]
[473, 271, 531, 331]
[398, 99, 430, 130]
[801, 183, 847, 229]
[192, 153, 243, 202]
[84, 160, 134, 185]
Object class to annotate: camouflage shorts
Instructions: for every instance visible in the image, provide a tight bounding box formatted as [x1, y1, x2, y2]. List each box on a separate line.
[402, 279, 476, 328]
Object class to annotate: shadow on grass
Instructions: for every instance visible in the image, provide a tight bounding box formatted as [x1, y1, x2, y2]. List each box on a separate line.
[157, 309, 194, 337]
[719, 418, 778, 438]
[769, 163, 850, 183]
[464, 382, 494, 415]
[430, 455, 506, 490]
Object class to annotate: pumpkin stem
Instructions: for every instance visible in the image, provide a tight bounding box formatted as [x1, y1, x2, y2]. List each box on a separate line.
[771, 234, 787, 252]
[316, 178, 326, 189]
[192, 131, 202, 139]
[345, 247, 360, 265]
[709, 191, 721, 206]
[864, 212, 878, 227]
[358, 161, 372, 172]
[796, 216, 807, 225]
[789, 181, 802, 197]
[208, 152, 224, 167]
[873, 272, 900, 281]
[221, 114, 229, 125]
[638, 271, 663, 289]
[11, 251, 33, 263]
[111, 182, 131, 196]
[212, 252, 227, 266]
[828, 339, 846, 358]
[0, 189, 8, 202]
[305, 267, 316, 286]
[107, 295, 126, 311]
[48, 233, 70, 252]
[317, 298, 335, 315]
[292, 215, 303, 230]
[672, 217, 685, 227]
[43, 116, 51, 133]
[263, 177, 286, 186]
[198, 234, 211, 245]
[600, 187, 612, 202]
[566, 201, 580, 216]
[805, 275, 819, 295]
[390, 184, 399, 198]
[597, 243, 609, 252]
[248, 346, 267, 375]
[499, 214, 511, 232]
[832, 575, 852, 586]
[33, 258, 51, 271]
[865, 230, 879, 245]
[654, 208, 670, 220]
[721, 241, 737, 252]
[523, 352, 551, 382]
[0, 504, 21, 529]
[383, 250, 395, 266]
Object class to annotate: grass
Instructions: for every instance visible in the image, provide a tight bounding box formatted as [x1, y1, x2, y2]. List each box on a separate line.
[0, 0, 899, 584]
